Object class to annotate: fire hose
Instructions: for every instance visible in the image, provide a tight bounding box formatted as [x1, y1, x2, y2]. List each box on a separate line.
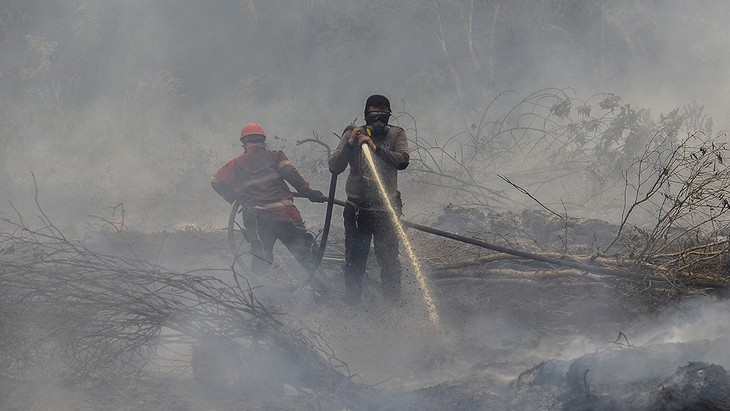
[230, 190, 645, 278]
[229, 176, 681, 287]
[227, 172, 341, 280]
[301, 172, 339, 287]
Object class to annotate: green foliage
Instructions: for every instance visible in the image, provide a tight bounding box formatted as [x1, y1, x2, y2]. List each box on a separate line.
[123, 71, 184, 135]
[71, 0, 102, 63]
[407, 86, 721, 215]
[0, 1, 31, 41]
[20, 36, 57, 80]
[1, 0, 728, 229]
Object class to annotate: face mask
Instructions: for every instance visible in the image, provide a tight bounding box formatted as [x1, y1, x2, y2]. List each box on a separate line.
[365, 111, 390, 134]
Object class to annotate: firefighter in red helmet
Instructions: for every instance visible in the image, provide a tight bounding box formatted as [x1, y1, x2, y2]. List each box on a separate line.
[212, 123, 326, 275]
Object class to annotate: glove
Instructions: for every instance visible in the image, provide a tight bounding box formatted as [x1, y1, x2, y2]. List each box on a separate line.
[358, 134, 376, 152]
[306, 189, 327, 203]
[347, 127, 363, 146]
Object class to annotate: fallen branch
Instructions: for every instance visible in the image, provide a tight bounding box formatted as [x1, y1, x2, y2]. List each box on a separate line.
[402, 220, 728, 288]
[0, 208, 406, 409]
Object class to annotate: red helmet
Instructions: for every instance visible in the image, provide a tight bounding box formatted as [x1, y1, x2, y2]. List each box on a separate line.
[240, 122, 266, 142]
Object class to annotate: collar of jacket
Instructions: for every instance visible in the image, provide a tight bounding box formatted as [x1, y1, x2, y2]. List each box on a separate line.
[244, 143, 267, 153]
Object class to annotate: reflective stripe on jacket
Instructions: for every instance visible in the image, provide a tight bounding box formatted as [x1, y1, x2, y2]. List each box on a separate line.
[211, 143, 310, 222]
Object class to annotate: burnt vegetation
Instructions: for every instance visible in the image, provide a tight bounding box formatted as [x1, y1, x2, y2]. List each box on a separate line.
[0, 198, 400, 410]
[2, 1, 730, 410]
[2, 92, 730, 409]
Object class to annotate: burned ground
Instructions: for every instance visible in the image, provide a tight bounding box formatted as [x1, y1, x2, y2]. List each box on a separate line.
[2, 203, 729, 410]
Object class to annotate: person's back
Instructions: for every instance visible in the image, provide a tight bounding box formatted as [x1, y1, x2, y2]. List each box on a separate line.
[212, 122, 325, 275]
[213, 142, 304, 223]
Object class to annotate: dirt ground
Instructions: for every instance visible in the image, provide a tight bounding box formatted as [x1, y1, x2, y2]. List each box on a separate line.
[3, 206, 730, 410]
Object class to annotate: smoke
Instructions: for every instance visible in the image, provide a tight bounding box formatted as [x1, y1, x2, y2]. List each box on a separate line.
[3, 1, 730, 229]
[3, 1, 730, 408]
[629, 296, 730, 365]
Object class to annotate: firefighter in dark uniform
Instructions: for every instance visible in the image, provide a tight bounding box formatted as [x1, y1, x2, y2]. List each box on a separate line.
[328, 95, 410, 303]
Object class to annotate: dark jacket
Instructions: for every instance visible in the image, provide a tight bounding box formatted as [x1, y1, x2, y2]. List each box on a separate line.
[211, 143, 310, 222]
[329, 125, 410, 207]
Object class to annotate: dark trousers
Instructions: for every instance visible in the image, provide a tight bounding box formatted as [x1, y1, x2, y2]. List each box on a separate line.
[343, 202, 402, 302]
[242, 214, 318, 276]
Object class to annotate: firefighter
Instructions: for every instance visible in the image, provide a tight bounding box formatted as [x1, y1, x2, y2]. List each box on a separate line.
[212, 122, 326, 275]
[328, 95, 410, 303]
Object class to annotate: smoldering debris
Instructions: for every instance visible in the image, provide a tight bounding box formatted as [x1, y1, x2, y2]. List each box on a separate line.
[510, 345, 730, 411]
[3, 200, 730, 409]
[0, 211, 409, 410]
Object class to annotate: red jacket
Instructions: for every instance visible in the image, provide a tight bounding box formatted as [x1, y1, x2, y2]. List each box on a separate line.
[211, 143, 310, 222]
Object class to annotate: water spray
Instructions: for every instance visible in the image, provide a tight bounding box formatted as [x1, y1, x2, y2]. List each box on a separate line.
[361, 144, 442, 329]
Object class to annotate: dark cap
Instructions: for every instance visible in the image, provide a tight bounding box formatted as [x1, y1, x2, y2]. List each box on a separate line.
[365, 94, 391, 112]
